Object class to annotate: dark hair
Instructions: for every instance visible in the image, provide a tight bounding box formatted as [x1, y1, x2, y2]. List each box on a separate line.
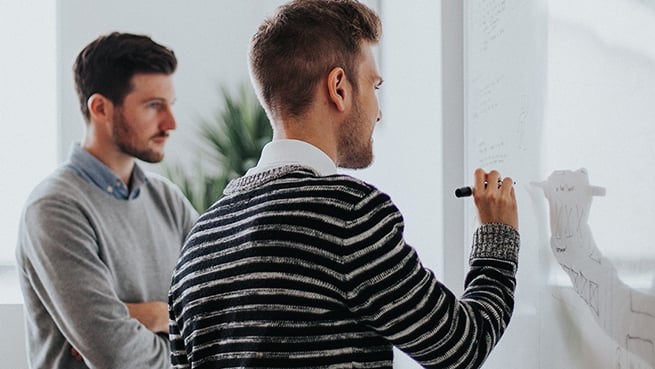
[249, 0, 381, 119]
[73, 32, 177, 122]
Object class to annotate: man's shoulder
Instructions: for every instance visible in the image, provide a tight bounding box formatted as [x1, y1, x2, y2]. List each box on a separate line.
[142, 171, 198, 220]
[278, 170, 390, 208]
[144, 171, 178, 190]
[320, 173, 380, 194]
[221, 166, 388, 208]
[18, 167, 91, 247]
[26, 166, 86, 205]
[142, 171, 189, 201]
[263, 167, 382, 199]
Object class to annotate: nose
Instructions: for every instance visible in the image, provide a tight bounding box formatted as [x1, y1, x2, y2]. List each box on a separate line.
[161, 106, 177, 131]
[376, 109, 382, 123]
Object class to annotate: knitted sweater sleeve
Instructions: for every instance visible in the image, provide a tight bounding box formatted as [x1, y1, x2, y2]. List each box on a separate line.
[343, 189, 519, 369]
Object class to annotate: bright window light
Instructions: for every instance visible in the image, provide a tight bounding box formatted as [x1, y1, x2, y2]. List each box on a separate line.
[545, 0, 655, 284]
[0, 2, 57, 266]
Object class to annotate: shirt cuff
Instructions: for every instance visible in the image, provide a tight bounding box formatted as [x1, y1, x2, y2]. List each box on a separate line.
[470, 223, 520, 265]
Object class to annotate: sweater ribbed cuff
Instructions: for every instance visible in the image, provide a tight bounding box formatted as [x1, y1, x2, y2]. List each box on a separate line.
[470, 223, 520, 264]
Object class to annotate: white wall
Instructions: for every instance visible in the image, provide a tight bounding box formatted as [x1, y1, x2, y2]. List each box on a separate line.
[0, 304, 27, 369]
[1, 1, 56, 367]
[0, 1, 57, 265]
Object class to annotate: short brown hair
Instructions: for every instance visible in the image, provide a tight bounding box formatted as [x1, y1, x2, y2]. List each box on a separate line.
[249, 0, 381, 119]
[74, 32, 177, 122]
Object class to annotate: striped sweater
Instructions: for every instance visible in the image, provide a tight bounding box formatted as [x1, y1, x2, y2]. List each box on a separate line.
[169, 165, 520, 369]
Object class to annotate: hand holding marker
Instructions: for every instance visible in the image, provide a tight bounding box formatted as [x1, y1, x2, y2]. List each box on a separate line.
[455, 180, 516, 198]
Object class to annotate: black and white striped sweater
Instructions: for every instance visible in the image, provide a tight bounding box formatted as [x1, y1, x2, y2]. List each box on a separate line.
[169, 165, 520, 369]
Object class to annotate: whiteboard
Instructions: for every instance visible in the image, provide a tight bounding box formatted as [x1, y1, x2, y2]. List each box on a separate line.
[464, 0, 655, 368]
[464, 0, 547, 367]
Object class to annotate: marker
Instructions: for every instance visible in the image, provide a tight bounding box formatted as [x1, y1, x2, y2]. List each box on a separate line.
[454, 181, 516, 198]
[454, 186, 474, 198]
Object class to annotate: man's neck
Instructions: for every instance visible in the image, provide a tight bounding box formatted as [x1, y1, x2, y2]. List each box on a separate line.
[273, 117, 338, 165]
[81, 143, 135, 186]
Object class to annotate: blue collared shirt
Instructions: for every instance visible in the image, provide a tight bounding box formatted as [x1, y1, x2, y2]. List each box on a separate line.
[67, 144, 148, 200]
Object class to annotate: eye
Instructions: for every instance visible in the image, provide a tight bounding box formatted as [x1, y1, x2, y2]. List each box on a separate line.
[148, 101, 163, 110]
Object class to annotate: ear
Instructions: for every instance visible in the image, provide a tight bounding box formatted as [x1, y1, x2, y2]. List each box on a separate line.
[87, 93, 114, 123]
[327, 67, 350, 112]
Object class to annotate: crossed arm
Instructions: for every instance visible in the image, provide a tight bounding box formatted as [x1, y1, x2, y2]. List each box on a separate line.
[70, 301, 169, 362]
[20, 198, 174, 369]
[125, 301, 169, 334]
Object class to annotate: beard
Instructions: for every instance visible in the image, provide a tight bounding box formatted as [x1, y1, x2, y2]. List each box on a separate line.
[113, 109, 167, 163]
[336, 103, 374, 169]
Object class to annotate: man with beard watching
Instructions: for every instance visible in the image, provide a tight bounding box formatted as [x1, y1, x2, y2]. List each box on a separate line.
[17, 32, 198, 369]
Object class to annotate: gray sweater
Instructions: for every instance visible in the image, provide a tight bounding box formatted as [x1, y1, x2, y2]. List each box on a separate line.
[16, 165, 197, 369]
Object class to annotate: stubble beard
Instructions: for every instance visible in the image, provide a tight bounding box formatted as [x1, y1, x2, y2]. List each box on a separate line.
[113, 109, 167, 163]
[337, 103, 374, 170]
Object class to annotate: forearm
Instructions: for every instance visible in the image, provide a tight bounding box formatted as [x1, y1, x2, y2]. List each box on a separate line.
[21, 205, 171, 368]
[126, 301, 170, 334]
[452, 224, 519, 367]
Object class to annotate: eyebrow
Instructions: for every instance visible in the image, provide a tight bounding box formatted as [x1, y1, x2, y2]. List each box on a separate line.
[142, 97, 176, 105]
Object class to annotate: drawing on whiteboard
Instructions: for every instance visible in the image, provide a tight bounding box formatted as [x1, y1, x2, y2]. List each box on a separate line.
[535, 168, 655, 368]
[617, 346, 652, 369]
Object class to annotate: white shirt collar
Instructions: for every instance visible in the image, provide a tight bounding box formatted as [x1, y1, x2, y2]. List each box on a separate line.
[246, 139, 337, 176]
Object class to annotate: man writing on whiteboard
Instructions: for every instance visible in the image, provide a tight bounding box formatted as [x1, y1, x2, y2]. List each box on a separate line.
[169, 1, 520, 368]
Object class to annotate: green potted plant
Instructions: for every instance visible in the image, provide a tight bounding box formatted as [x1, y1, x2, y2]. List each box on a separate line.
[165, 85, 272, 213]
